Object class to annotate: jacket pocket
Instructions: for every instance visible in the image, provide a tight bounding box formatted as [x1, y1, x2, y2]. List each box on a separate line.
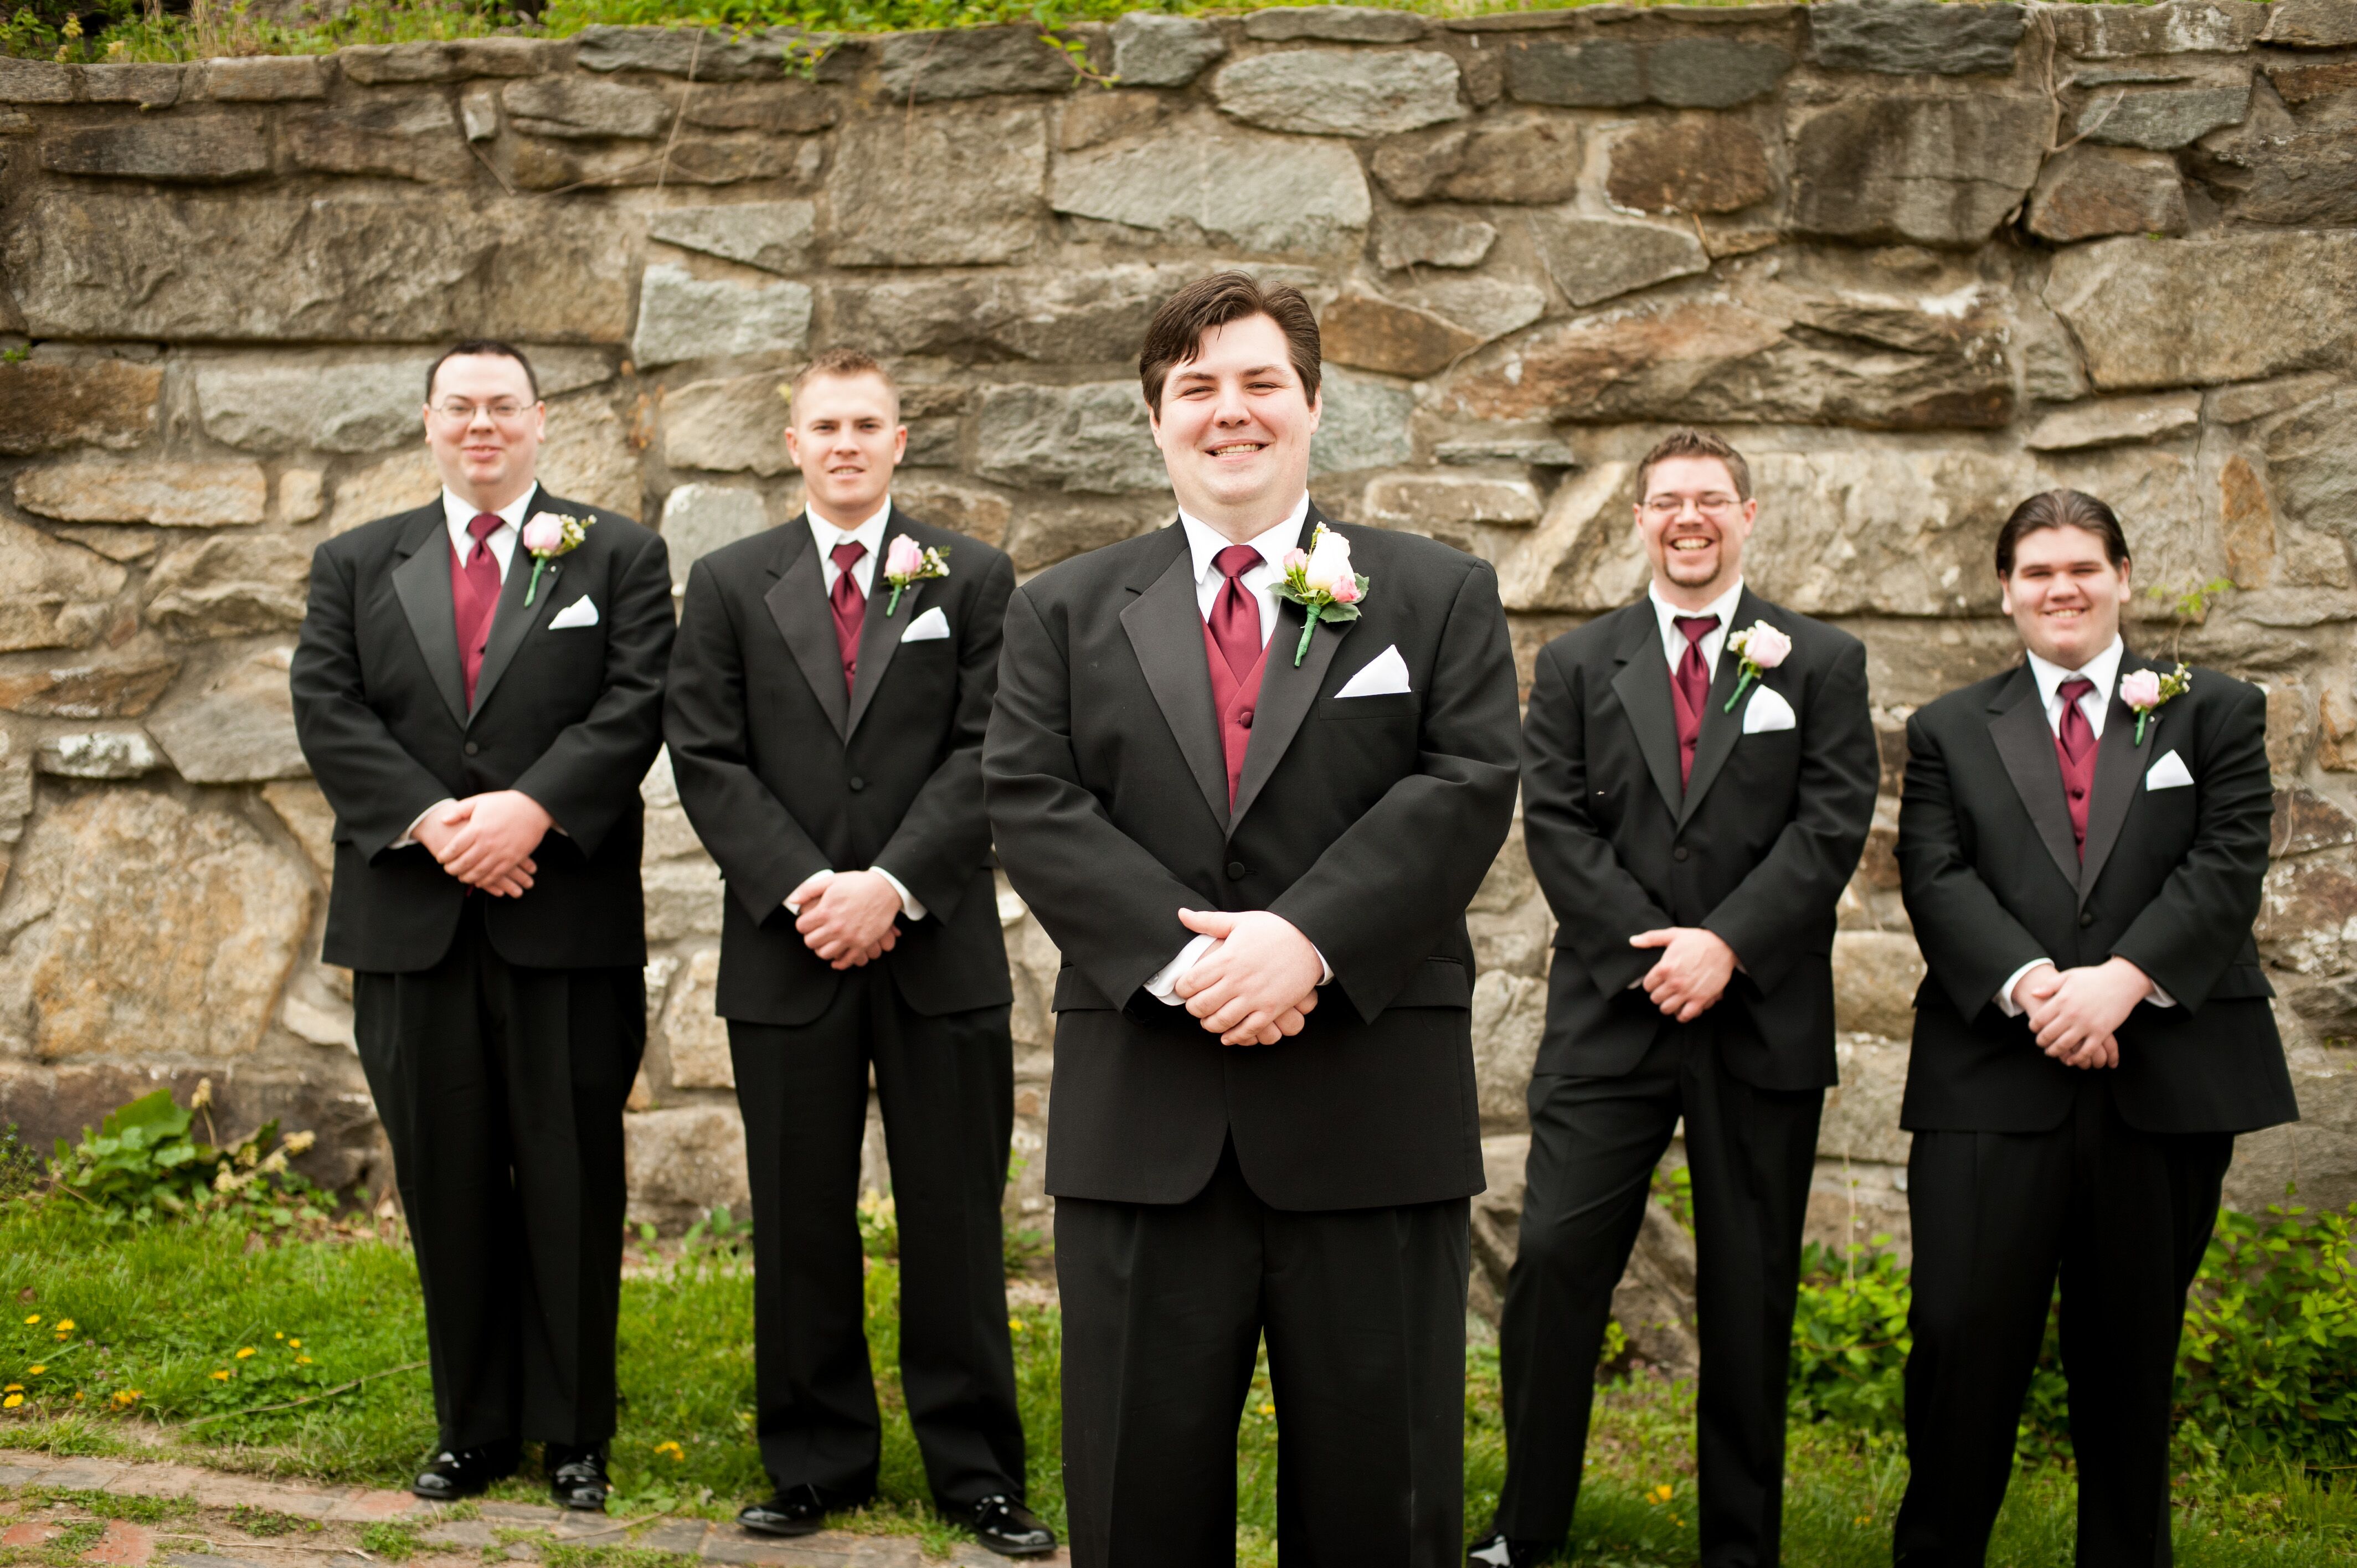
[2207, 963, 2276, 1000]
[1052, 965, 1118, 1012]
[1318, 693, 1422, 722]
[1388, 955, 1471, 1009]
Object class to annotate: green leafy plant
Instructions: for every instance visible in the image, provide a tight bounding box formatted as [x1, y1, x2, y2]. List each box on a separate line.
[856, 1188, 897, 1261]
[360, 1520, 424, 1561]
[46, 1081, 324, 1226]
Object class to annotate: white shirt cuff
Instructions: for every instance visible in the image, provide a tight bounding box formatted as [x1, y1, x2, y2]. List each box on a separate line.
[784, 868, 834, 916]
[871, 866, 925, 923]
[393, 798, 456, 850]
[1996, 957, 2176, 1015]
[1145, 932, 1334, 1005]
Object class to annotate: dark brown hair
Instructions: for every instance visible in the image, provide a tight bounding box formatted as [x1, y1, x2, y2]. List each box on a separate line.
[1635, 428, 1752, 502]
[426, 339, 539, 403]
[1995, 489, 2131, 576]
[789, 347, 899, 415]
[1138, 272, 1321, 416]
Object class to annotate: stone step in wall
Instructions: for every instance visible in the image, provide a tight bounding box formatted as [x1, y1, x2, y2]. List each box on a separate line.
[3, 4, 2356, 1339]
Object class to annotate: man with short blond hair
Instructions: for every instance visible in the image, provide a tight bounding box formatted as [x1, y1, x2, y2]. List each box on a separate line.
[1478, 429, 1877, 1568]
[663, 347, 1046, 1557]
[291, 339, 675, 1510]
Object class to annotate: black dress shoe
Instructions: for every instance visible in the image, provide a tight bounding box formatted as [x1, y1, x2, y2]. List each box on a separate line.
[544, 1443, 609, 1512]
[737, 1484, 869, 1538]
[959, 1495, 1056, 1559]
[412, 1441, 520, 1501]
[1466, 1530, 1550, 1567]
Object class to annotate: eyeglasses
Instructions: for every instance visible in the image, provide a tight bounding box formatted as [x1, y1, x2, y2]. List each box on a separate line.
[1642, 494, 1742, 519]
[430, 400, 536, 424]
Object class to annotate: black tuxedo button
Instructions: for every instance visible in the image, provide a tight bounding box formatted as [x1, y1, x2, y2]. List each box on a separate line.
[1227, 861, 1248, 880]
[1672, 845, 1689, 862]
[464, 741, 479, 756]
[2080, 910, 2095, 927]
[849, 776, 866, 792]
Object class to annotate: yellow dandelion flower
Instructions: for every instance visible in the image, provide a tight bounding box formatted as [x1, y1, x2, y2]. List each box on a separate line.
[651, 1440, 685, 1462]
[1647, 1484, 1674, 1505]
[1007, 1317, 1024, 1332]
[3, 1394, 20, 1409]
[274, 1332, 285, 1340]
[22, 1315, 39, 1325]
[295, 1356, 312, 1366]
[209, 1369, 230, 1382]
[3, 1385, 19, 1392]
[25, 1367, 42, 1376]
[235, 1347, 255, 1359]
[111, 1390, 141, 1409]
[1258, 1402, 1275, 1416]
[288, 1339, 301, 1349]
[54, 1320, 73, 1333]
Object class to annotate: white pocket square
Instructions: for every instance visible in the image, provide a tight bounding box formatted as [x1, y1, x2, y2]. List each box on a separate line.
[547, 595, 599, 630]
[2146, 749, 2194, 791]
[899, 605, 951, 642]
[1740, 683, 1797, 734]
[1335, 644, 1412, 698]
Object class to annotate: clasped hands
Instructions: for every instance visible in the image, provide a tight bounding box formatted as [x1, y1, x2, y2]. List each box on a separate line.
[1172, 908, 1322, 1048]
[787, 869, 904, 971]
[2009, 956, 2153, 1070]
[1630, 926, 1738, 1022]
[414, 790, 554, 898]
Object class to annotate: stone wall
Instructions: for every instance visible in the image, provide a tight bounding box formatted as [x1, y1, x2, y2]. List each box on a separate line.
[4, 4, 2356, 1333]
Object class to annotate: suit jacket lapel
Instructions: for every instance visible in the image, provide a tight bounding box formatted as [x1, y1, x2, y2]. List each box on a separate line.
[389, 503, 467, 729]
[467, 485, 558, 725]
[1987, 664, 2082, 893]
[1608, 605, 1683, 822]
[1675, 589, 1757, 829]
[1120, 525, 1229, 830]
[1229, 508, 1354, 833]
[763, 520, 850, 741]
[845, 510, 925, 740]
[2078, 652, 2161, 906]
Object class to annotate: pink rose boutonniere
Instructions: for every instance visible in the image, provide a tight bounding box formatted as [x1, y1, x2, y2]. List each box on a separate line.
[1722, 620, 1792, 711]
[2121, 663, 2191, 744]
[521, 511, 593, 606]
[881, 534, 950, 616]
[1271, 524, 1370, 667]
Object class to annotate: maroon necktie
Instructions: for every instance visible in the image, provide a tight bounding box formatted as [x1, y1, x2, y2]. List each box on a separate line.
[829, 540, 867, 695]
[2056, 675, 2097, 859]
[1670, 613, 1718, 787]
[454, 512, 503, 708]
[1207, 545, 1263, 679]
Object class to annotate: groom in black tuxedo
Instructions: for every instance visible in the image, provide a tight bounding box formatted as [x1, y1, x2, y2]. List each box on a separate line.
[1893, 489, 2297, 1567]
[291, 341, 675, 1508]
[662, 349, 1050, 1559]
[985, 273, 1520, 1565]
[1477, 430, 1878, 1568]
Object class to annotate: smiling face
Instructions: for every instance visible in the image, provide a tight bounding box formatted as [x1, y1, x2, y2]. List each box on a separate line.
[1149, 312, 1321, 543]
[785, 370, 905, 530]
[2002, 523, 2132, 669]
[1636, 454, 1757, 608]
[424, 353, 544, 512]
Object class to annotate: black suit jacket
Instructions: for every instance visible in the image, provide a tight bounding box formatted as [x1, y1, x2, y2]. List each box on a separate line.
[290, 485, 675, 973]
[663, 508, 1016, 1026]
[984, 509, 1521, 1211]
[1897, 653, 2298, 1134]
[1520, 590, 1879, 1090]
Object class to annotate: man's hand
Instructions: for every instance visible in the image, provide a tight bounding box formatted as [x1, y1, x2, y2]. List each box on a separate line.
[795, 869, 903, 969]
[1172, 909, 1322, 1046]
[1631, 926, 1738, 1022]
[2025, 957, 2149, 1069]
[432, 792, 549, 897]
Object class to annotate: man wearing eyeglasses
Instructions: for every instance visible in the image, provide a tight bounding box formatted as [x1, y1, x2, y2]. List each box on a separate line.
[291, 341, 675, 1512]
[1470, 430, 1877, 1568]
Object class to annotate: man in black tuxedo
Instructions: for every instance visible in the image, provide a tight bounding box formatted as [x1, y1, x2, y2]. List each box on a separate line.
[1476, 430, 1878, 1568]
[290, 341, 674, 1508]
[984, 273, 1521, 1566]
[1893, 489, 2297, 1567]
[662, 349, 1050, 1559]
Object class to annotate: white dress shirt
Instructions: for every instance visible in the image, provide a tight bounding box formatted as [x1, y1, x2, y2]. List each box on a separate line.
[1145, 496, 1331, 1009]
[1649, 577, 1746, 678]
[784, 497, 926, 924]
[1994, 634, 2172, 1016]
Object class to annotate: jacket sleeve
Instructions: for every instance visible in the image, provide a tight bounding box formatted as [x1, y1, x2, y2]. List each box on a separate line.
[1701, 636, 1880, 990]
[289, 537, 455, 863]
[1897, 708, 2052, 1019]
[873, 550, 1015, 925]
[984, 583, 1213, 1009]
[510, 525, 676, 857]
[1268, 561, 1522, 1023]
[2109, 679, 2273, 1012]
[662, 556, 833, 922]
[1519, 638, 1672, 996]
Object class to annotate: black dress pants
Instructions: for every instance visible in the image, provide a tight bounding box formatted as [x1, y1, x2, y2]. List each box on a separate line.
[728, 970, 1022, 1509]
[1494, 1025, 1823, 1568]
[353, 905, 645, 1452]
[1894, 1077, 2232, 1568]
[1056, 1141, 1471, 1568]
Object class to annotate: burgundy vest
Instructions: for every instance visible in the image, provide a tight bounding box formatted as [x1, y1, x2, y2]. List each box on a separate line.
[2055, 731, 2096, 859]
[1203, 620, 1268, 808]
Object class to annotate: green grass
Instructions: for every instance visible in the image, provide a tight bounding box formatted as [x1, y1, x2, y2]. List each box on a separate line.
[0, 1199, 2349, 1566]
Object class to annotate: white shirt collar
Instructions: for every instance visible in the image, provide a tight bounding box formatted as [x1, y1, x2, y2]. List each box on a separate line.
[1648, 576, 1747, 671]
[807, 498, 894, 592]
[2026, 635, 2126, 736]
[441, 485, 538, 579]
[1177, 494, 1311, 587]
